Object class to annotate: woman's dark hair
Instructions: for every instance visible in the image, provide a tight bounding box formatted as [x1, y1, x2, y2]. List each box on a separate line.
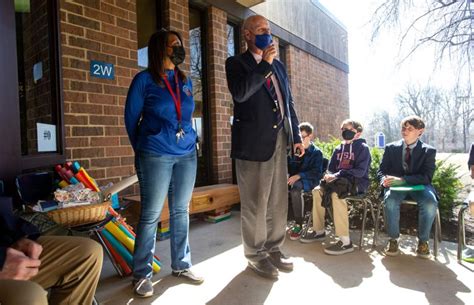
[147, 29, 187, 85]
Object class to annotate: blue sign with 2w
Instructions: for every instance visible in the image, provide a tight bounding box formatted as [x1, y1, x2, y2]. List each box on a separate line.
[90, 60, 114, 80]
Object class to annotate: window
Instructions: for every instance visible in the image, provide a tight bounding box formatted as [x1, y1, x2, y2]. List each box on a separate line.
[15, 0, 62, 157]
[136, 0, 163, 69]
[278, 41, 287, 66]
[226, 23, 240, 58]
[190, 7, 211, 186]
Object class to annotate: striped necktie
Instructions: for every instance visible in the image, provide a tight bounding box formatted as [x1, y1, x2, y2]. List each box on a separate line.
[266, 78, 282, 124]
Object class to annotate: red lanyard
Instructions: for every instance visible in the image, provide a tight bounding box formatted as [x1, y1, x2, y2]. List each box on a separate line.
[162, 70, 182, 124]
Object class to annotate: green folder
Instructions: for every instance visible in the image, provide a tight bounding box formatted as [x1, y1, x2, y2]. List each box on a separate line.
[390, 184, 425, 192]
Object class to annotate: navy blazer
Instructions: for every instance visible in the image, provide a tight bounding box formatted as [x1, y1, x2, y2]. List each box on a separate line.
[225, 50, 301, 161]
[377, 140, 436, 186]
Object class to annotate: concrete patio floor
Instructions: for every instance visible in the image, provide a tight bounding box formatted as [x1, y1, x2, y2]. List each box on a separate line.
[95, 211, 473, 305]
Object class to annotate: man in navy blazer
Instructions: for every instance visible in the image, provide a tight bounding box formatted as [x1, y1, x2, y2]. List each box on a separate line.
[377, 115, 438, 259]
[225, 15, 304, 279]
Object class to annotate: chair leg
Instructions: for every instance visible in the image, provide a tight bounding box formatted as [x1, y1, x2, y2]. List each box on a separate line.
[372, 200, 382, 249]
[457, 205, 468, 261]
[433, 209, 441, 258]
[359, 199, 368, 250]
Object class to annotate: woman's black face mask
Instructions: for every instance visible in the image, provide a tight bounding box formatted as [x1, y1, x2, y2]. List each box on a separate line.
[342, 129, 356, 141]
[170, 46, 186, 66]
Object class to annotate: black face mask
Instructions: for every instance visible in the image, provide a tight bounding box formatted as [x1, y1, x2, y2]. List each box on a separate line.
[169, 46, 185, 66]
[342, 129, 356, 141]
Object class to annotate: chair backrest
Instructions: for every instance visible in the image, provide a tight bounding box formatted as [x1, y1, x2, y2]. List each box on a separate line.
[16, 171, 54, 206]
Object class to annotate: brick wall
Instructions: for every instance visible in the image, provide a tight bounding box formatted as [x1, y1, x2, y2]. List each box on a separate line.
[60, 0, 138, 188]
[286, 45, 349, 140]
[207, 6, 233, 183]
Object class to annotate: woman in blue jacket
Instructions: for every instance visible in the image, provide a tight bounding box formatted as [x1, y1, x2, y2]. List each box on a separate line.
[125, 29, 202, 298]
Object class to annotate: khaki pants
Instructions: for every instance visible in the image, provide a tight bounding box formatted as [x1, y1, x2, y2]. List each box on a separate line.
[0, 236, 103, 305]
[311, 187, 349, 237]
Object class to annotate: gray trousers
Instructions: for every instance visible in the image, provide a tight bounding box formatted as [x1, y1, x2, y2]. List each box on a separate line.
[236, 129, 288, 263]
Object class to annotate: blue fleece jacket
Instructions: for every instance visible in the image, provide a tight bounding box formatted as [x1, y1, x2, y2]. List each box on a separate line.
[328, 138, 371, 193]
[125, 70, 196, 156]
[288, 143, 324, 191]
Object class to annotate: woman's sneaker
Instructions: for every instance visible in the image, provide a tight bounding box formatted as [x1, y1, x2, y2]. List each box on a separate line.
[133, 278, 153, 298]
[384, 239, 400, 256]
[289, 224, 303, 240]
[172, 269, 204, 285]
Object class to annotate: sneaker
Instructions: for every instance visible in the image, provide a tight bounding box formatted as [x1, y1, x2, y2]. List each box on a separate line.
[133, 278, 153, 298]
[300, 230, 326, 243]
[384, 239, 400, 256]
[289, 224, 302, 240]
[416, 241, 431, 259]
[324, 240, 354, 255]
[172, 269, 204, 285]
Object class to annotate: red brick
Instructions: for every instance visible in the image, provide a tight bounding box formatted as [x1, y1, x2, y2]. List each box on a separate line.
[61, 23, 85, 36]
[64, 91, 87, 103]
[65, 137, 89, 148]
[70, 81, 103, 93]
[67, 13, 100, 30]
[88, 93, 116, 105]
[105, 146, 133, 157]
[86, 29, 116, 45]
[64, 114, 88, 125]
[84, 8, 115, 25]
[106, 166, 134, 177]
[90, 136, 120, 146]
[89, 115, 118, 126]
[105, 126, 127, 136]
[90, 157, 121, 168]
[70, 103, 103, 115]
[72, 147, 105, 159]
[72, 126, 104, 136]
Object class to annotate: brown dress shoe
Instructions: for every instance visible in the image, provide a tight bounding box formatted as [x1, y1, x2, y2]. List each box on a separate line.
[248, 258, 279, 279]
[268, 251, 294, 272]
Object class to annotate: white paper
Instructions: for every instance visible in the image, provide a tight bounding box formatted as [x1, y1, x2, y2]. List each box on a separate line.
[37, 123, 57, 152]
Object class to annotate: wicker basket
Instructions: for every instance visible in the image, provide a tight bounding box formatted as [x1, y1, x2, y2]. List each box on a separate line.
[47, 201, 111, 227]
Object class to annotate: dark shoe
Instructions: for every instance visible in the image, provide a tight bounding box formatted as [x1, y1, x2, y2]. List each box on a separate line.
[268, 251, 294, 272]
[324, 241, 354, 255]
[384, 239, 400, 256]
[248, 258, 279, 279]
[133, 278, 153, 298]
[300, 230, 326, 243]
[416, 241, 431, 259]
[172, 269, 204, 285]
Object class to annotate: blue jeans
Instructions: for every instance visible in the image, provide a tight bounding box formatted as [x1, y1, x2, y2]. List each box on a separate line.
[133, 150, 197, 280]
[383, 186, 438, 242]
